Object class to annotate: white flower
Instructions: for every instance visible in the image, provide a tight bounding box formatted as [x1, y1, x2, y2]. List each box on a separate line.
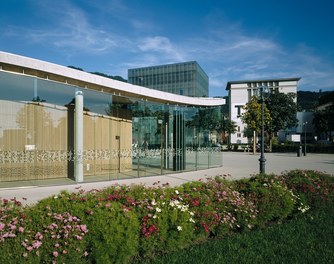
[175, 190, 179, 195]
[54, 195, 58, 199]
[189, 218, 195, 223]
[151, 199, 157, 206]
[180, 205, 188, 212]
[155, 207, 162, 213]
[169, 200, 180, 207]
[177, 226, 182, 231]
[153, 215, 157, 219]
[298, 205, 310, 213]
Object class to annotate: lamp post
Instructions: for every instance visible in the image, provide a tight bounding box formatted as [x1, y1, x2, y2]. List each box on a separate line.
[303, 121, 308, 156]
[255, 86, 270, 174]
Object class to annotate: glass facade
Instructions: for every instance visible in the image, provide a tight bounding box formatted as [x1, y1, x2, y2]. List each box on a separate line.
[128, 61, 209, 97]
[0, 69, 222, 186]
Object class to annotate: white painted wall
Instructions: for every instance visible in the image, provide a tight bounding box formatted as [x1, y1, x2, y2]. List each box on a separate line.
[228, 79, 299, 144]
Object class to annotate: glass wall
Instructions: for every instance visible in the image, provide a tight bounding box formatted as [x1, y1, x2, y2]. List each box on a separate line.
[0, 70, 223, 187]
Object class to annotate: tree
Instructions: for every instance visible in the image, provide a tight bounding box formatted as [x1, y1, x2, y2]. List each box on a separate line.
[241, 96, 271, 153]
[313, 110, 329, 139]
[219, 116, 237, 144]
[313, 104, 334, 141]
[266, 91, 298, 135]
[186, 107, 228, 146]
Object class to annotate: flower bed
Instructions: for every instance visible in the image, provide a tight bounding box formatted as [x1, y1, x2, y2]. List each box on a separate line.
[1, 170, 333, 263]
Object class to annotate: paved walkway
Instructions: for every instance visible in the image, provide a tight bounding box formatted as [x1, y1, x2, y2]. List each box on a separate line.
[1, 152, 333, 206]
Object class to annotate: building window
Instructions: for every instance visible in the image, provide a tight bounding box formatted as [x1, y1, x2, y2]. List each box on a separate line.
[235, 105, 243, 117]
[237, 133, 241, 138]
[247, 89, 252, 101]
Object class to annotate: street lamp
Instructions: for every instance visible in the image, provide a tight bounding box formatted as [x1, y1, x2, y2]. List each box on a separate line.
[303, 121, 308, 156]
[255, 86, 270, 174]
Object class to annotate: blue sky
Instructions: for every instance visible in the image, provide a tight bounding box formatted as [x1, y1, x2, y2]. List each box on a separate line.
[1, 0, 333, 97]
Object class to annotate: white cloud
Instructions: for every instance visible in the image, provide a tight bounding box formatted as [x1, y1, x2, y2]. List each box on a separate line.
[3, 0, 332, 96]
[8, 0, 132, 55]
[138, 36, 185, 62]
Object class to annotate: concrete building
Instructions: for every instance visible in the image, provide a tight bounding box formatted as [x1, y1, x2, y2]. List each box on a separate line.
[226, 78, 300, 144]
[0, 52, 224, 186]
[128, 61, 209, 97]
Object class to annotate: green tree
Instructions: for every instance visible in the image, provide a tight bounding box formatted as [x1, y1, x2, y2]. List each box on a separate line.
[241, 96, 271, 153]
[313, 110, 329, 138]
[313, 104, 334, 141]
[266, 91, 298, 135]
[186, 107, 227, 146]
[220, 116, 237, 144]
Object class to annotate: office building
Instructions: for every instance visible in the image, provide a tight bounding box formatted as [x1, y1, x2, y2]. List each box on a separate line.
[226, 78, 300, 144]
[128, 61, 209, 97]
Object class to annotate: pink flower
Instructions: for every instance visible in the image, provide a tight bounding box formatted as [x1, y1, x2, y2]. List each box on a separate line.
[18, 226, 25, 233]
[35, 232, 43, 240]
[3, 232, 16, 238]
[0, 223, 5, 231]
[53, 251, 59, 258]
[80, 224, 88, 233]
[33, 240, 42, 249]
[27, 246, 33, 251]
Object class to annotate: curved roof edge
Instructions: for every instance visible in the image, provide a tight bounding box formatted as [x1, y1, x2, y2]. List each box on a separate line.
[0, 51, 224, 107]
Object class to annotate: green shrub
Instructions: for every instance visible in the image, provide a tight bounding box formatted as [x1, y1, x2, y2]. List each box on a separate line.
[234, 174, 296, 226]
[281, 170, 334, 206]
[1, 170, 332, 263]
[180, 177, 258, 237]
[0, 197, 90, 263]
[86, 202, 139, 263]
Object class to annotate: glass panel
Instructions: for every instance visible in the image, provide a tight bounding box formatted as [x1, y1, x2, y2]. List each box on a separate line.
[184, 107, 198, 171]
[0, 70, 224, 187]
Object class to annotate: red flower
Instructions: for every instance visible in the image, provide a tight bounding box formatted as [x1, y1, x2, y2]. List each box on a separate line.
[201, 222, 210, 233]
[192, 199, 200, 207]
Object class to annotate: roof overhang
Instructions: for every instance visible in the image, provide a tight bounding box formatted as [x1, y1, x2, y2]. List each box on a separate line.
[0, 52, 224, 107]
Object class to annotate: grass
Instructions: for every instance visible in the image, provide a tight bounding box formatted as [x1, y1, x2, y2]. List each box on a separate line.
[142, 203, 334, 264]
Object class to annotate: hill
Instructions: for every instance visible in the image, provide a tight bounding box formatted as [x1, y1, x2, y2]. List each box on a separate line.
[297, 90, 333, 111]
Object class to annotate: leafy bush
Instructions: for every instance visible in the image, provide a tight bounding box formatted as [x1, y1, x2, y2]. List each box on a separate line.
[281, 170, 334, 206]
[234, 174, 296, 226]
[0, 197, 89, 263]
[180, 177, 258, 238]
[272, 143, 334, 153]
[0, 170, 332, 263]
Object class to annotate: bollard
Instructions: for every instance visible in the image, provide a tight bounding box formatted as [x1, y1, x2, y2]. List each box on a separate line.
[297, 145, 302, 157]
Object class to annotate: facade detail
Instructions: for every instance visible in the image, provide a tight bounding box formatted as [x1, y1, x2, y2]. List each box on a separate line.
[226, 78, 300, 144]
[0, 52, 224, 186]
[128, 61, 209, 97]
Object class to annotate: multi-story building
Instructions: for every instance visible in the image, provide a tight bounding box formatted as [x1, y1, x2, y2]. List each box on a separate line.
[128, 61, 209, 97]
[0, 52, 224, 187]
[226, 78, 301, 144]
